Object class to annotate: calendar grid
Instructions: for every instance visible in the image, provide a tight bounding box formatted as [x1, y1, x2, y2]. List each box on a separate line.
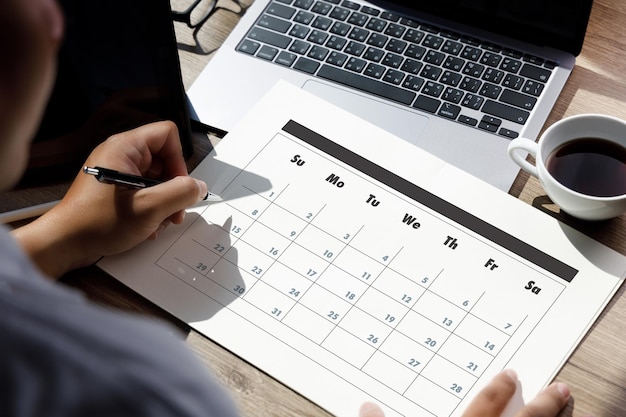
[154, 180, 550, 416]
[148, 127, 574, 416]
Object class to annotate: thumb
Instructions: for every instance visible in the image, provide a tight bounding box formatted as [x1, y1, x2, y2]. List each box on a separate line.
[136, 175, 208, 225]
[359, 402, 385, 417]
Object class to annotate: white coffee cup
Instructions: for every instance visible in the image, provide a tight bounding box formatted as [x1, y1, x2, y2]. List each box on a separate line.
[508, 114, 626, 221]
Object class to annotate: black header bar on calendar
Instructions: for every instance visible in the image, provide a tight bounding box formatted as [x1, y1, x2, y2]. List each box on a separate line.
[282, 120, 578, 283]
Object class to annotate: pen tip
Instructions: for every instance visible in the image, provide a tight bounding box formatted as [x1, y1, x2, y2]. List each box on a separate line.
[204, 192, 222, 202]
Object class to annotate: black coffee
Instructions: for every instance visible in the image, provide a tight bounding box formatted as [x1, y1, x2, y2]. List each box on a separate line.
[545, 138, 626, 197]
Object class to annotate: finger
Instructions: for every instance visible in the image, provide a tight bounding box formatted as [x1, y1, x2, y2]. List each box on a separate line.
[134, 120, 188, 178]
[147, 219, 171, 240]
[359, 402, 385, 417]
[462, 370, 518, 417]
[135, 176, 207, 224]
[97, 121, 187, 179]
[514, 382, 570, 417]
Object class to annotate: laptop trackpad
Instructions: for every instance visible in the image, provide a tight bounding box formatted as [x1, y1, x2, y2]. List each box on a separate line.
[302, 80, 428, 145]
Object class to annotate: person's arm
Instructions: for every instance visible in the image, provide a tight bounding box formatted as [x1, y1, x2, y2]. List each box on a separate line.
[12, 121, 207, 279]
[359, 370, 573, 417]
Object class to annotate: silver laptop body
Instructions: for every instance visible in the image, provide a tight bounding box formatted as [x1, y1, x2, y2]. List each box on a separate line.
[188, 0, 593, 191]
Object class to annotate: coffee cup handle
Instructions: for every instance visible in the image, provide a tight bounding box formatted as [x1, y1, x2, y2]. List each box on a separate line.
[507, 138, 539, 177]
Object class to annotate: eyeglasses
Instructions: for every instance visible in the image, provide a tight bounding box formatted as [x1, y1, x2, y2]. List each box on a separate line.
[171, 0, 219, 29]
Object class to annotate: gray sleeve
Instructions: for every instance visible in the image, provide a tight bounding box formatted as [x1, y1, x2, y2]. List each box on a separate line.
[0, 228, 240, 417]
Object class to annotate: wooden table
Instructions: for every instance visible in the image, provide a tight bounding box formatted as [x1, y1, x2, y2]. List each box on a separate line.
[2, 1, 625, 416]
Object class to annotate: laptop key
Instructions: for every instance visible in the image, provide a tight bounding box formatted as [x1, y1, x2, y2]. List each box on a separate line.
[289, 39, 311, 54]
[422, 81, 444, 98]
[267, 2, 297, 19]
[403, 75, 425, 91]
[348, 12, 368, 26]
[386, 39, 408, 53]
[522, 80, 545, 97]
[401, 59, 423, 75]
[461, 93, 483, 110]
[479, 83, 502, 99]
[330, 21, 351, 36]
[460, 76, 481, 93]
[420, 64, 442, 80]
[318, 64, 417, 105]
[237, 39, 261, 55]
[461, 45, 482, 61]
[326, 51, 348, 66]
[502, 74, 523, 90]
[345, 41, 366, 56]
[440, 71, 462, 87]
[442, 40, 462, 55]
[381, 11, 400, 22]
[458, 115, 478, 126]
[383, 69, 405, 85]
[312, 1, 332, 15]
[312, 16, 332, 30]
[294, 0, 314, 9]
[361, 6, 380, 16]
[293, 56, 320, 73]
[257, 45, 279, 60]
[366, 18, 387, 32]
[276, 51, 298, 66]
[413, 95, 441, 113]
[329, 6, 350, 20]
[341, 0, 359, 10]
[424, 50, 445, 66]
[346, 57, 367, 72]
[478, 115, 501, 132]
[442, 87, 463, 103]
[364, 63, 385, 79]
[500, 89, 537, 110]
[349, 27, 370, 42]
[385, 23, 406, 38]
[438, 102, 461, 119]
[405, 44, 426, 59]
[259, 15, 291, 33]
[499, 128, 519, 139]
[500, 58, 522, 73]
[307, 30, 328, 44]
[482, 100, 530, 124]
[308, 45, 330, 60]
[367, 33, 389, 48]
[422, 34, 444, 49]
[382, 52, 403, 68]
[326, 35, 347, 50]
[294, 10, 315, 24]
[363, 46, 384, 62]
[403, 29, 425, 44]
[290, 24, 310, 38]
[519, 63, 551, 82]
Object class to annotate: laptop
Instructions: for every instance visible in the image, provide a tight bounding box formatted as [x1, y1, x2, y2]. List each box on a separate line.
[188, 0, 593, 191]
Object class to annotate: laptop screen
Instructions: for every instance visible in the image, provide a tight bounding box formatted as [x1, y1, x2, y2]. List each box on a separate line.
[379, 0, 593, 56]
[22, 0, 192, 186]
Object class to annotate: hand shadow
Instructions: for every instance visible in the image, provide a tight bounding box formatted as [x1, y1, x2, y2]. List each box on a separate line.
[159, 214, 247, 324]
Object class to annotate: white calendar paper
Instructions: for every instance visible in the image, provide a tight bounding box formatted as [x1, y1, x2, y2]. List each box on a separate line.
[99, 82, 626, 417]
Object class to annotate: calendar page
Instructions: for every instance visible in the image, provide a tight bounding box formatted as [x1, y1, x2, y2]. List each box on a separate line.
[98, 82, 626, 417]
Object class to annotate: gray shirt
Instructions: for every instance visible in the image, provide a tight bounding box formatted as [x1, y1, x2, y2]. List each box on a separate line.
[0, 226, 239, 417]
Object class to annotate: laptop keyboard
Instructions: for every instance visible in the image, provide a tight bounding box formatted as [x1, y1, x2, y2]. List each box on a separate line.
[236, 0, 558, 139]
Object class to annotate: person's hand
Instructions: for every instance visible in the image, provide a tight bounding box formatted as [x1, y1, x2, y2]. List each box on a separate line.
[12, 121, 208, 278]
[359, 370, 572, 417]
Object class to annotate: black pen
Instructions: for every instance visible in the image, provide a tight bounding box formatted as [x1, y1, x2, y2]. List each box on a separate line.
[83, 166, 222, 201]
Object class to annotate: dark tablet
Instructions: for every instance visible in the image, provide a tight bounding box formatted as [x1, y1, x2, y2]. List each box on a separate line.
[22, 0, 192, 186]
